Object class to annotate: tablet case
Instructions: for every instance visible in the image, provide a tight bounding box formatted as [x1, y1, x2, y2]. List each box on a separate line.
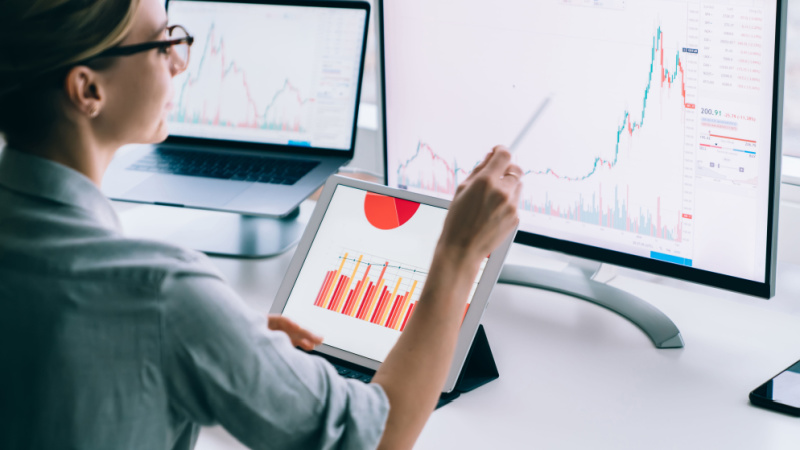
[437, 325, 499, 408]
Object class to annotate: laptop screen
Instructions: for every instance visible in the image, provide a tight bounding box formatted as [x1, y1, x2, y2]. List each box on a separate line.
[166, 1, 368, 151]
[280, 184, 487, 363]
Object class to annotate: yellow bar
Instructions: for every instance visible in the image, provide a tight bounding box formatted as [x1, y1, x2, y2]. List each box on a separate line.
[394, 279, 418, 330]
[350, 276, 370, 317]
[365, 278, 386, 320]
[321, 252, 348, 309]
[336, 255, 363, 313]
[380, 277, 403, 326]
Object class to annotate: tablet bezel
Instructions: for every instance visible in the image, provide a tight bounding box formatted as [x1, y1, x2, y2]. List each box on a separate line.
[270, 175, 516, 393]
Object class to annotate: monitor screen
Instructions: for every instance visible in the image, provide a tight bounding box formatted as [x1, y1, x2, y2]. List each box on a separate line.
[167, 0, 368, 150]
[382, 0, 784, 296]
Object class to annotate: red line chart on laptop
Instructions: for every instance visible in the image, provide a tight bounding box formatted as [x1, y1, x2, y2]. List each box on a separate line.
[171, 23, 315, 133]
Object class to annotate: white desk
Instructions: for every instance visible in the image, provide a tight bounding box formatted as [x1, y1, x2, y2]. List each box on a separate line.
[114, 201, 800, 450]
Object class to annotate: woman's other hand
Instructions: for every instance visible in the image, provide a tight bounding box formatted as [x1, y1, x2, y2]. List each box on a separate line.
[267, 315, 324, 351]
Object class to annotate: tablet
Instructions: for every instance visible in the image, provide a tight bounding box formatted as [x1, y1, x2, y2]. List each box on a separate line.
[270, 175, 515, 393]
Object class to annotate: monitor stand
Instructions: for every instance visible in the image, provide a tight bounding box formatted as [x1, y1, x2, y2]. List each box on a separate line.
[498, 260, 684, 349]
[169, 207, 306, 258]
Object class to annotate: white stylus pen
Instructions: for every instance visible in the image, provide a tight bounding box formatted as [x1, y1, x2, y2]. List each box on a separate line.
[509, 96, 552, 153]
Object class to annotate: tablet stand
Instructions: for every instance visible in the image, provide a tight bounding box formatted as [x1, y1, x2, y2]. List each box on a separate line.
[437, 325, 499, 408]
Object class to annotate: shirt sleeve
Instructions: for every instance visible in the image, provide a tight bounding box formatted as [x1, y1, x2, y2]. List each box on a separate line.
[160, 272, 390, 450]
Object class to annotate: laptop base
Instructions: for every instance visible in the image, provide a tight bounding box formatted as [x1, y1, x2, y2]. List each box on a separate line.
[117, 203, 306, 258]
[171, 208, 305, 258]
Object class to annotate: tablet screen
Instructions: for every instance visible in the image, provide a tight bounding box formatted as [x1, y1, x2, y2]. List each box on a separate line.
[281, 185, 487, 363]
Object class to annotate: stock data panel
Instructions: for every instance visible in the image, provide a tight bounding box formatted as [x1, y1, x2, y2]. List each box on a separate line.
[168, 1, 366, 150]
[384, 0, 777, 283]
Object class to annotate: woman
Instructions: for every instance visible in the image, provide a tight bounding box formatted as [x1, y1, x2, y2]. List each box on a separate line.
[0, 0, 522, 449]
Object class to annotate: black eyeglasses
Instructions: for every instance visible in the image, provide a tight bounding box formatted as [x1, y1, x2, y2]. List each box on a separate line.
[90, 25, 194, 71]
[0, 25, 195, 97]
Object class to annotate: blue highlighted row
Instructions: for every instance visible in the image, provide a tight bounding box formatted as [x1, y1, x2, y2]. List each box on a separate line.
[651, 251, 693, 267]
[288, 140, 311, 147]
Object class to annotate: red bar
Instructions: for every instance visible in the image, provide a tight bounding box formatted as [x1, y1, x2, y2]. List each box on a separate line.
[343, 280, 362, 316]
[328, 275, 348, 311]
[348, 265, 372, 316]
[388, 291, 411, 329]
[375, 291, 395, 326]
[314, 271, 334, 307]
[333, 275, 351, 311]
[332, 276, 351, 312]
[358, 285, 377, 321]
[356, 282, 375, 319]
[348, 280, 365, 315]
[319, 271, 336, 306]
[709, 133, 757, 144]
[341, 289, 356, 317]
[370, 287, 390, 323]
[326, 275, 346, 310]
[385, 294, 404, 328]
[371, 290, 391, 324]
[400, 303, 416, 331]
[360, 263, 388, 320]
[368, 287, 388, 323]
[358, 284, 378, 320]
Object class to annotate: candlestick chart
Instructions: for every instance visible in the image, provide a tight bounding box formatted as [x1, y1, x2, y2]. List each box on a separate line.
[394, 26, 692, 243]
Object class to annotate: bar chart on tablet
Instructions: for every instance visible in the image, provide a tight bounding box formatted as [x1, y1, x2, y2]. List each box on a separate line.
[313, 250, 484, 331]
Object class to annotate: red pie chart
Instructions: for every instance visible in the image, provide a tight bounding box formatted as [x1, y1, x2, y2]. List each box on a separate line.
[364, 192, 421, 230]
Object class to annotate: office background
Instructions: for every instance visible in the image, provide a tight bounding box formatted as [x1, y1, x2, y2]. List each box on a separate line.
[4, 0, 800, 448]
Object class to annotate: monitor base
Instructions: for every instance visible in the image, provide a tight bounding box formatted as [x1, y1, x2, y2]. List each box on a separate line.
[498, 263, 684, 349]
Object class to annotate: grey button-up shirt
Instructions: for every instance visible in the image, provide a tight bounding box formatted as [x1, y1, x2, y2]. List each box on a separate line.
[0, 148, 389, 450]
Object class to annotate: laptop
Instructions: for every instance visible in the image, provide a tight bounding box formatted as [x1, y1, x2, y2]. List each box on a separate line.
[103, 0, 370, 218]
[269, 176, 516, 404]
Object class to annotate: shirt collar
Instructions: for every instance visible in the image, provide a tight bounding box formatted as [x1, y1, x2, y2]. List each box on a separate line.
[0, 147, 122, 232]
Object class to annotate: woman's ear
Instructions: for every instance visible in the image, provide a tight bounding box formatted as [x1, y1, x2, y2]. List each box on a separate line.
[63, 65, 105, 119]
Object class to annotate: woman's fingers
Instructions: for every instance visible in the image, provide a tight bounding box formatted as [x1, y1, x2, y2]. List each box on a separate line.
[481, 146, 513, 178]
[500, 163, 524, 186]
[465, 148, 495, 180]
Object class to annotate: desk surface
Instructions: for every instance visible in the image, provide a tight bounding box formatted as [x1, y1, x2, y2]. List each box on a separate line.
[114, 202, 800, 450]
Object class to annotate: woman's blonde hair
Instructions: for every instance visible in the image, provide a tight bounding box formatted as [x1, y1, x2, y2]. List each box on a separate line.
[0, 0, 140, 142]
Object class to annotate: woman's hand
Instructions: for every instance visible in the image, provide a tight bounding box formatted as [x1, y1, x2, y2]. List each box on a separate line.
[267, 315, 323, 351]
[437, 145, 522, 264]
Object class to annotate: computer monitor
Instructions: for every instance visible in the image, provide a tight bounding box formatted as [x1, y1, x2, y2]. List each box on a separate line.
[379, 0, 786, 344]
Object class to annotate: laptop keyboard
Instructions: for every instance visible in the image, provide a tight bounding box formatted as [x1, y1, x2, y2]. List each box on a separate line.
[127, 148, 320, 185]
[330, 361, 458, 408]
[332, 363, 374, 383]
